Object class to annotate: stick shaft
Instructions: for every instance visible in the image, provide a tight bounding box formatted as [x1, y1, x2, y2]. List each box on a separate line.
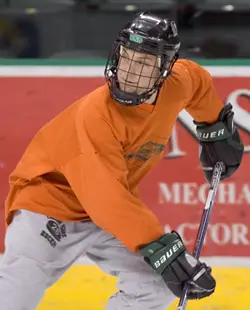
[177, 162, 224, 310]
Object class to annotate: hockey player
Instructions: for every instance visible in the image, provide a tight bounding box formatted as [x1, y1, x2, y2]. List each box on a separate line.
[0, 11, 243, 310]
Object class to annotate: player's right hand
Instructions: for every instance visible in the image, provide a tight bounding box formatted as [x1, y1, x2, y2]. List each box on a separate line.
[139, 231, 216, 300]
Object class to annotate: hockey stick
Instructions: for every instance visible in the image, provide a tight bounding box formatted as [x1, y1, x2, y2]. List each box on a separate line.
[177, 161, 225, 310]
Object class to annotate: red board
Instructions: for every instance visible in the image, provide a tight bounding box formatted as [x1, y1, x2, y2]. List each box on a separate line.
[0, 76, 249, 255]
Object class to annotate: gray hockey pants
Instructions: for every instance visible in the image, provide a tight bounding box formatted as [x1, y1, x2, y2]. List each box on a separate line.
[0, 210, 176, 309]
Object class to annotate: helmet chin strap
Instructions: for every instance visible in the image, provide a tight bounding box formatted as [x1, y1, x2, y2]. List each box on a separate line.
[144, 91, 158, 104]
[111, 80, 151, 106]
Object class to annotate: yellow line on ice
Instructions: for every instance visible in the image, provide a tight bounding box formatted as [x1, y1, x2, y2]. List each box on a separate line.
[37, 265, 250, 310]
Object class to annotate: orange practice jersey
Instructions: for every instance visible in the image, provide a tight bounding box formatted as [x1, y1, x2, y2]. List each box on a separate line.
[5, 60, 224, 252]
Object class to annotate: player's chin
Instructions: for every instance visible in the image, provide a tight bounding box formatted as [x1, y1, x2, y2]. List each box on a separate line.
[124, 86, 147, 95]
[123, 86, 137, 93]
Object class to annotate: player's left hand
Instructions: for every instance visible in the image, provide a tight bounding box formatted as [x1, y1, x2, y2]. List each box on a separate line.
[195, 103, 244, 183]
[140, 231, 216, 300]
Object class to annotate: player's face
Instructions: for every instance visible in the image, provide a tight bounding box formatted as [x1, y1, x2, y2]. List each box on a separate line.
[117, 47, 160, 95]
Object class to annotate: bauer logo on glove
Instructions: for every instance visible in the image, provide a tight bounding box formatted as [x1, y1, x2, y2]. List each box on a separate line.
[154, 239, 184, 269]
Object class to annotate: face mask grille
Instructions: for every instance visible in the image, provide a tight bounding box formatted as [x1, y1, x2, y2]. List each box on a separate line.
[117, 46, 162, 96]
[104, 41, 178, 106]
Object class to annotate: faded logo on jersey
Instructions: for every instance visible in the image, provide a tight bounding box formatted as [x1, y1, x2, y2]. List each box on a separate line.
[125, 141, 165, 161]
[40, 217, 67, 248]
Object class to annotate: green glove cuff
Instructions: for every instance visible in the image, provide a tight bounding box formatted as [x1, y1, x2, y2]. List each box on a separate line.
[140, 233, 185, 275]
[196, 121, 231, 142]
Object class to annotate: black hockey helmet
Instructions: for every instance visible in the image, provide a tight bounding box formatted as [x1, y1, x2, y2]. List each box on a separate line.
[104, 11, 181, 106]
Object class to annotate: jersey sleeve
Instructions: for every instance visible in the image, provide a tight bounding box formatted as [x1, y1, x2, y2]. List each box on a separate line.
[59, 104, 164, 252]
[184, 60, 224, 123]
